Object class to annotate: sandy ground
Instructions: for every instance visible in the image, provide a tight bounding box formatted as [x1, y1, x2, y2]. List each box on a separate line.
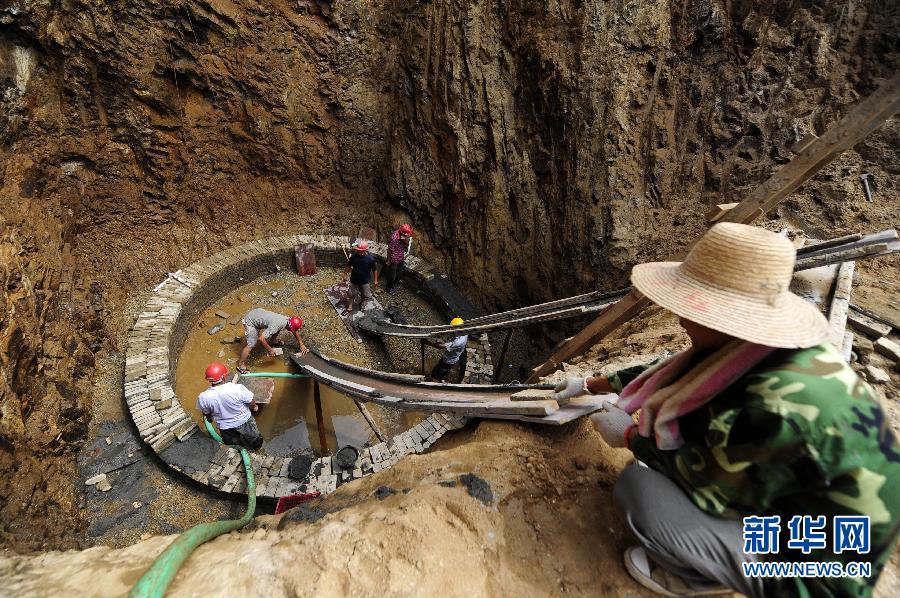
[1, 418, 657, 597]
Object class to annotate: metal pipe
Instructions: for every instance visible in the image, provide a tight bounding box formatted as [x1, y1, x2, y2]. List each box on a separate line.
[859, 173, 874, 202]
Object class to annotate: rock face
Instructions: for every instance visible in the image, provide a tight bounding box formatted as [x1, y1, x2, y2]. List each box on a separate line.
[0, 0, 898, 551]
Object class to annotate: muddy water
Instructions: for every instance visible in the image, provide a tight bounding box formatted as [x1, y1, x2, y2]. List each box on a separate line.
[174, 269, 431, 457]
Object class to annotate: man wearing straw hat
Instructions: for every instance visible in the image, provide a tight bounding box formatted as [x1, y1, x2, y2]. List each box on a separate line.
[551, 223, 900, 597]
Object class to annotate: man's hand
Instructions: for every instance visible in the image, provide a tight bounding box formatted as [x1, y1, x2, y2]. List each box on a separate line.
[590, 402, 633, 448]
[549, 377, 589, 405]
[251, 403, 259, 413]
[299, 345, 309, 355]
[266, 347, 277, 358]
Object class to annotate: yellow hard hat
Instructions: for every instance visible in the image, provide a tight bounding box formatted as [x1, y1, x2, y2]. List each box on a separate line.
[450, 317, 464, 326]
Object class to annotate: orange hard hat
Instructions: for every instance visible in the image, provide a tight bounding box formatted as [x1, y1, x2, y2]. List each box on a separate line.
[356, 241, 369, 251]
[205, 362, 229, 383]
[288, 316, 303, 331]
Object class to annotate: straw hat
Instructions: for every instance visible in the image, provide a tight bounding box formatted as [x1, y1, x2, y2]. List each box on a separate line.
[631, 222, 828, 348]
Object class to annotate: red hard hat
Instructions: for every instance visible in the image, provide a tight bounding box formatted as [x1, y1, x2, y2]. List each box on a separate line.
[356, 241, 369, 251]
[288, 316, 303, 331]
[205, 362, 229, 383]
[399, 224, 413, 236]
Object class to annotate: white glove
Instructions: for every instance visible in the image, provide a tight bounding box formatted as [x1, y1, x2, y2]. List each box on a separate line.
[548, 377, 589, 405]
[590, 402, 633, 448]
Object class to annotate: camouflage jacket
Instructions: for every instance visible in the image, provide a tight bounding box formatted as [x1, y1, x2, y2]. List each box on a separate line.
[609, 343, 900, 597]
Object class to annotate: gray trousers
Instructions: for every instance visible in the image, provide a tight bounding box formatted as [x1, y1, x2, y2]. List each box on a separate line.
[613, 464, 766, 598]
[220, 417, 263, 451]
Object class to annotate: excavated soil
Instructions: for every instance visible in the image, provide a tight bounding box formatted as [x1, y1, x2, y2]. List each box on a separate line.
[1, 0, 899, 595]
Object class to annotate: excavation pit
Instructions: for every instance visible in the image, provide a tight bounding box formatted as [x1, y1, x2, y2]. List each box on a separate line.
[125, 234, 492, 499]
[174, 267, 438, 458]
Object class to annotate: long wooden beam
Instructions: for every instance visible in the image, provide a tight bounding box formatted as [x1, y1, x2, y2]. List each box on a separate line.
[313, 380, 329, 454]
[528, 74, 900, 382]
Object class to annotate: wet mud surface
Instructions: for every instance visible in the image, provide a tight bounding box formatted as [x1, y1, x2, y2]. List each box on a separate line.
[174, 267, 440, 457]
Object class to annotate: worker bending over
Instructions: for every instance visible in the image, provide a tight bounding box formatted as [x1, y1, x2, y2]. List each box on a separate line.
[550, 223, 900, 597]
[343, 241, 378, 316]
[238, 308, 307, 373]
[383, 223, 413, 295]
[428, 317, 468, 382]
[197, 362, 263, 450]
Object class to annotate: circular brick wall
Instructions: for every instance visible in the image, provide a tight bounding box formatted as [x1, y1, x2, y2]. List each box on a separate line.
[125, 234, 492, 498]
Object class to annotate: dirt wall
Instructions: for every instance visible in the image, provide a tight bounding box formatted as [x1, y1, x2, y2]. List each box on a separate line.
[383, 0, 899, 309]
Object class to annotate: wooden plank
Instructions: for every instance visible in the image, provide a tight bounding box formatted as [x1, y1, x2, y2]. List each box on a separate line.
[323, 282, 383, 343]
[294, 243, 316, 276]
[828, 261, 855, 347]
[510, 388, 557, 401]
[850, 303, 900, 331]
[529, 290, 650, 381]
[840, 331, 854, 363]
[397, 395, 507, 404]
[789, 132, 819, 155]
[238, 378, 275, 405]
[874, 338, 900, 362]
[528, 76, 900, 382]
[705, 202, 739, 223]
[409, 400, 559, 416]
[797, 233, 863, 255]
[480, 395, 615, 425]
[492, 329, 513, 383]
[795, 229, 898, 261]
[705, 203, 763, 224]
[848, 307, 892, 338]
[313, 381, 328, 454]
[354, 400, 387, 443]
[795, 243, 891, 271]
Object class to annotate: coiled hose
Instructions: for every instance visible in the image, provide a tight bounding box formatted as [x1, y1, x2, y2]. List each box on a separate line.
[129, 418, 256, 598]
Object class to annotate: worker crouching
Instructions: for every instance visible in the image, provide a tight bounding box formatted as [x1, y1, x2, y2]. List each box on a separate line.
[551, 223, 900, 597]
[197, 362, 263, 450]
[237, 308, 307, 373]
[428, 317, 468, 382]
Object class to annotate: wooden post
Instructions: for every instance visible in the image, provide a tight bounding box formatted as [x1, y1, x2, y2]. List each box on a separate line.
[492, 329, 513, 384]
[354, 400, 387, 443]
[828, 261, 856, 347]
[313, 380, 328, 454]
[527, 74, 900, 383]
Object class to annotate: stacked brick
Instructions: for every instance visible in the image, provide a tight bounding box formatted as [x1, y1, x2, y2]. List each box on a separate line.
[463, 334, 494, 383]
[125, 234, 483, 499]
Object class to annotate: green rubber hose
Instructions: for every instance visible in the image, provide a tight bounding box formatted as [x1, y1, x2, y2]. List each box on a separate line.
[239, 372, 308, 379]
[129, 418, 256, 598]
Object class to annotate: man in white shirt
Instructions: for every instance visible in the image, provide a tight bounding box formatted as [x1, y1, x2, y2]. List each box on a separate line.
[197, 362, 263, 450]
[427, 317, 468, 382]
